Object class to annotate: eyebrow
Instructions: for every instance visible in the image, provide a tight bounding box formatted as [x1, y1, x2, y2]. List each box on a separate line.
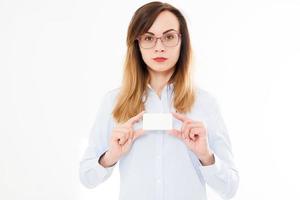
[145, 29, 177, 35]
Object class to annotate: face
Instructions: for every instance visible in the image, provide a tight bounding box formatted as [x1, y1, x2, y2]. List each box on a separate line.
[138, 11, 181, 73]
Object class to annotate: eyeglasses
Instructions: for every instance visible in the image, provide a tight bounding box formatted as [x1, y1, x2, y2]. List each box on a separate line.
[137, 31, 181, 49]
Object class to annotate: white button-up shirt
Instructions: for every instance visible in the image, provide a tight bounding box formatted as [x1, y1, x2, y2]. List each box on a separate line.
[79, 83, 239, 200]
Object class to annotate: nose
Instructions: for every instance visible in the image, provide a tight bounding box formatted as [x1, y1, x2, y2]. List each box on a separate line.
[154, 38, 165, 53]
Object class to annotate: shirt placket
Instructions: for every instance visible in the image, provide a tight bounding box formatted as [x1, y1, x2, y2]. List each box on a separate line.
[154, 85, 168, 200]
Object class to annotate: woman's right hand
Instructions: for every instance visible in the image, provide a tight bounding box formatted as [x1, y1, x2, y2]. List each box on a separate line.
[103, 110, 145, 165]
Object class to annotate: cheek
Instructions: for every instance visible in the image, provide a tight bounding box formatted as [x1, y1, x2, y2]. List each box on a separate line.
[168, 47, 181, 63]
[140, 49, 152, 64]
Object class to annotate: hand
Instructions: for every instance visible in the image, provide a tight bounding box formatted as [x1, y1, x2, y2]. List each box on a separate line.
[167, 112, 215, 165]
[106, 110, 145, 163]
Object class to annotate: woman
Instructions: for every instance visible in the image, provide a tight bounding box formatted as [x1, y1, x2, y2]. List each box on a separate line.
[79, 2, 239, 200]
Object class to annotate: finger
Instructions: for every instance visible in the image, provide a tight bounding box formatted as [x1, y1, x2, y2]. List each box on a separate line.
[122, 136, 133, 152]
[186, 123, 202, 139]
[122, 129, 134, 147]
[118, 134, 128, 145]
[114, 132, 127, 145]
[118, 137, 126, 145]
[125, 131, 131, 142]
[113, 128, 130, 143]
[167, 129, 183, 140]
[126, 110, 145, 126]
[133, 128, 145, 140]
[181, 120, 193, 139]
[129, 128, 134, 140]
[112, 131, 123, 141]
[190, 128, 199, 141]
[171, 111, 189, 122]
[114, 127, 130, 134]
[114, 126, 127, 131]
[198, 126, 207, 137]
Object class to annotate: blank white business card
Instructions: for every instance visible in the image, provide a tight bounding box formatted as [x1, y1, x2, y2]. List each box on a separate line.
[143, 113, 172, 130]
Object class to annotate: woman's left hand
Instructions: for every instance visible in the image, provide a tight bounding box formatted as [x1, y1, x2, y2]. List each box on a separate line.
[168, 112, 215, 165]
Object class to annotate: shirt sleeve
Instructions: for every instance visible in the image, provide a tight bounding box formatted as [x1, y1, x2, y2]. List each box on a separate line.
[198, 97, 239, 199]
[79, 91, 117, 188]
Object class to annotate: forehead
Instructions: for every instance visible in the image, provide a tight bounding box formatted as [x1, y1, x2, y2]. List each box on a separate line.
[147, 11, 179, 35]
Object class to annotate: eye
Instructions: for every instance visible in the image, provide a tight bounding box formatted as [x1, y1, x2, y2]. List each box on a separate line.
[164, 33, 176, 40]
[143, 35, 154, 41]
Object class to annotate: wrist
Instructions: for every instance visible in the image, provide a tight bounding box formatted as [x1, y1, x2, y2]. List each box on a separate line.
[199, 151, 215, 166]
[99, 150, 118, 168]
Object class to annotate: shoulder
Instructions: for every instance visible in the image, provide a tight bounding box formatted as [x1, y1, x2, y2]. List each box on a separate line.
[194, 86, 218, 106]
[104, 87, 121, 101]
[99, 87, 121, 112]
[191, 86, 222, 118]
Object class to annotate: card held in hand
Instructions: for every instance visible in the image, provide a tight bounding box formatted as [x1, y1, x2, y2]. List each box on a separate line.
[142, 113, 172, 130]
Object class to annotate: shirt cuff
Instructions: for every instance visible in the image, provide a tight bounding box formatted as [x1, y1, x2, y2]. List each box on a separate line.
[81, 148, 115, 183]
[198, 153, 222, 178]
[96, 148, 116, 174]
[79, 147, 117, 188]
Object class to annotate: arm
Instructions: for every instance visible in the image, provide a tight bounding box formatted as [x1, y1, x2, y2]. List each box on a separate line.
[79, 91, 117, 188]
[198, 97, 239, 199]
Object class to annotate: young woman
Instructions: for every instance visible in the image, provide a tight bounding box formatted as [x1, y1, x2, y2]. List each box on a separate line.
[79, 2, 239, 200]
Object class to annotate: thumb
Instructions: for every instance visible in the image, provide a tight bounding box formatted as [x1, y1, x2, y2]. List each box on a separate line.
[133, 128, 145, 140]
[122, 137, 133, 153]
[167, 129, 182, 139]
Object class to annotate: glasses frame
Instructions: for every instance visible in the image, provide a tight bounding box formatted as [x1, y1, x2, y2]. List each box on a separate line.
[136, 31, 182, 49]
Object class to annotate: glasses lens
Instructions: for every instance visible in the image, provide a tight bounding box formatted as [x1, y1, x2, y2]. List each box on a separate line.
[139, 34, 156, 49]
[162, 32, 179, 47]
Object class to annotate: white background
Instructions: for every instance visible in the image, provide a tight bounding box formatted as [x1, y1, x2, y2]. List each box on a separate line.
[1, 0, 300, 199]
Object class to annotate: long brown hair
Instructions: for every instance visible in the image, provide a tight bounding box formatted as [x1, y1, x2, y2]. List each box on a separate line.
[112, 1, 196, 123]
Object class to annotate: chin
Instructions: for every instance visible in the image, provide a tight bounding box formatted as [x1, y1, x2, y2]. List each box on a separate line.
[150, 65, 173, 72]
[148, 62, 173, 71]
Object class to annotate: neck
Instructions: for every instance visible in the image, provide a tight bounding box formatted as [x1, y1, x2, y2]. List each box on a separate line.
[147, 67, 175, 97]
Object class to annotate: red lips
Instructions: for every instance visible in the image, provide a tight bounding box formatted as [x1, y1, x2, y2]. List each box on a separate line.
[153, 57, 168, 62]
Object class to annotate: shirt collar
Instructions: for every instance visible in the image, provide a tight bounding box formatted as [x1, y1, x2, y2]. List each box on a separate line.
[142, 82, 174, 102]
[146, 82, 174, 93]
